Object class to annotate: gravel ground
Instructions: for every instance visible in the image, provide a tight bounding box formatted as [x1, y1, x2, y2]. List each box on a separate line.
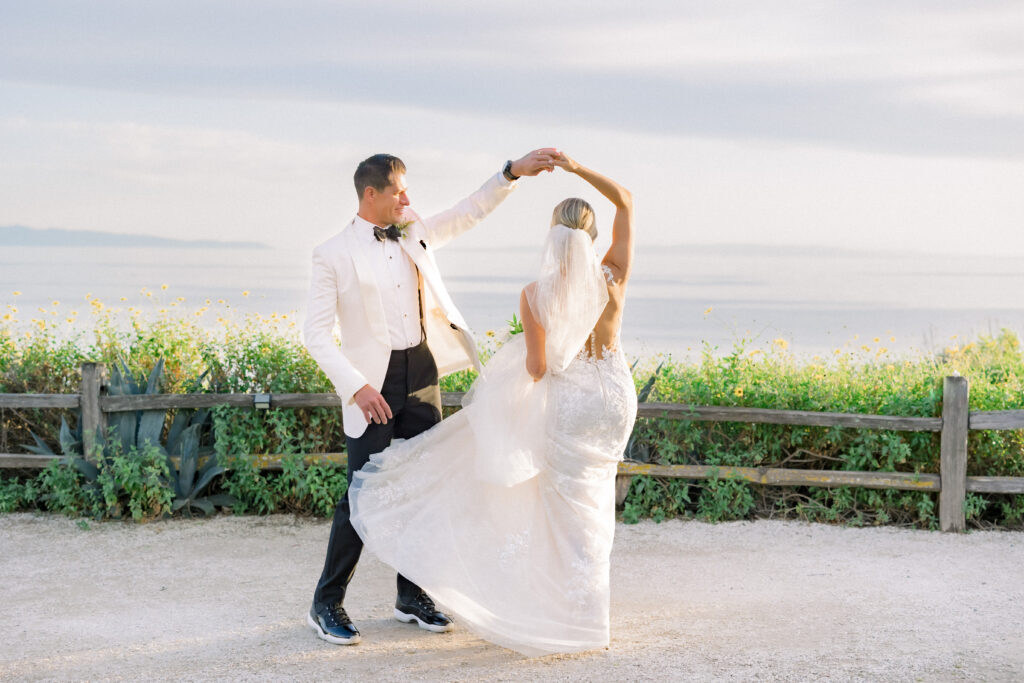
[1, 514, 1022, 682]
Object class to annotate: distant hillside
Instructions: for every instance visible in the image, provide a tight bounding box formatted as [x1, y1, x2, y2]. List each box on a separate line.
[0, 225, 269, 249]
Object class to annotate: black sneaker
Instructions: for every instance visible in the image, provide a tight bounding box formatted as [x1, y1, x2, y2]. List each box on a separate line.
[394, 591, 454, 633]
[308, 602, 361, 645]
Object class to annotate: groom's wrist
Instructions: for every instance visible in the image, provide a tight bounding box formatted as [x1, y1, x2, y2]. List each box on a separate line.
[502, 160, 520, 182]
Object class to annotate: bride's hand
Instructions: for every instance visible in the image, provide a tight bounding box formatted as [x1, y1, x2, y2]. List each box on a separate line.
[510, 148, 558, 177]
[551, 151, 580, 173]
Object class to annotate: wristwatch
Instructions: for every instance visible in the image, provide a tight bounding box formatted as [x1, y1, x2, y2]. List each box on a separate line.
[502, 160, 520, 182]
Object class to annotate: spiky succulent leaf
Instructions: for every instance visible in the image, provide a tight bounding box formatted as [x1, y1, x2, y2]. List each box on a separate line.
[166, 410, 190, 453]
[58, 417, 79, 455]
[177, 423, 201, 492]
[23, 431, 56, 455]
[190, 463, 225, 499]
[636, 362, 663, 403]
[137, 410, 165, 451]
[119, 359, 140, 395]
[190, 498, 216, 516]
[70, 456, 99, 481]
[145, 358, 164, 395]
[111, 411, 137, 452]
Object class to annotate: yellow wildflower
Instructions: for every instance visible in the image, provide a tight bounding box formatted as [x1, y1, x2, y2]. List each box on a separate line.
[120, 297, 127, 302]
[12, 291, 21, 296]
[773, 338, 788, 350]
[703, 306, 713, 315]
[2, 313, 11, 321]
[52, 300, 60, 306]
[873, 337, 880, 343]
[242, 291, 250, 297]
[486, 330, 495, 337]
[734, 387, 744, 397]
[161, 284, 169, 290]
[885, 364, 896, 372]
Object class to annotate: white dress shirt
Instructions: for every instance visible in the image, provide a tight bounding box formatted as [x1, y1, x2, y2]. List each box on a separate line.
[353, 216, 422, 350]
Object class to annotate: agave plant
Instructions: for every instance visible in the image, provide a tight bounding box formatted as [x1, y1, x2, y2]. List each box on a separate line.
[108, 358, 233, 516]
[25, 358, 234, 517]
[167, 417, 234, 516]
[24, 414, 104, 507]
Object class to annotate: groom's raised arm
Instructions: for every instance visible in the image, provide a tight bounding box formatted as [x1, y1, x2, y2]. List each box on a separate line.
[302, 249, 368, 405]
[421, 149, 557, 249]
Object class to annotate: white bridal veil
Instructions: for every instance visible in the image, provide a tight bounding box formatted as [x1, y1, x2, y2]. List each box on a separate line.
[462, 224, 609, 487]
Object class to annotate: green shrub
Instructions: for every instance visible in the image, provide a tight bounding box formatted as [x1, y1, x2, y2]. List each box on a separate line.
[3, 298, 1023, 528]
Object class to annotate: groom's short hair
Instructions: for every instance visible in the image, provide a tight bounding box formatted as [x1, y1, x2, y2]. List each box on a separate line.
[354, 154, 406, 199]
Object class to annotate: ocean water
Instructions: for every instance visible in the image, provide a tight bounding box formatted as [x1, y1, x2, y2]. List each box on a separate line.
[3, 243, 1024, 361]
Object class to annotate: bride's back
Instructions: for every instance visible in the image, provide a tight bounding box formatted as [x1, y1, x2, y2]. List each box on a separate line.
[586, 267, 627, 358]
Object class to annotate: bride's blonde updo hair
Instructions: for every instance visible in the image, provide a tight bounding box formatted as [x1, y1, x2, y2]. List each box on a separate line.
[551, 198, 597, 240]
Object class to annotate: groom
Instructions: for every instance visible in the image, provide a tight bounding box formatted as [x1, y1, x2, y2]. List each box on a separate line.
[303, 149, 556, 644]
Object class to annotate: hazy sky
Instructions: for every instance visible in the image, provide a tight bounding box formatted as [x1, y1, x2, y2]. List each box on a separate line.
[2, 1, 1023, 256]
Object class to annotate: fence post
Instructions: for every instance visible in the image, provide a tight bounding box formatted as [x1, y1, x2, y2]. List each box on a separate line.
[939, 375, 968, 532]
[80, 362, 107, 459]
[615, 474, 633, 507]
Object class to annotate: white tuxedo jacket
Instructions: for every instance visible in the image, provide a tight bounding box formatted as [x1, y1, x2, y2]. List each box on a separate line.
[303, 171, 516, 437]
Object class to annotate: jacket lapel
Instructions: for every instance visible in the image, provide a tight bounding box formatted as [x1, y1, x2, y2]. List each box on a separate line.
[400, 223, 467, 328]
[344, 222, 390, 345]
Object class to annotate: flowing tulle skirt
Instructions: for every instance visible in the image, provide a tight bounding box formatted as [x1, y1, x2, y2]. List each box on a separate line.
[349, 337, 637, 656]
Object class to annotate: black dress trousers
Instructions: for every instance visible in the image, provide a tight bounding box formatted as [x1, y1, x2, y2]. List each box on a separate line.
[313, 340, 442, 609]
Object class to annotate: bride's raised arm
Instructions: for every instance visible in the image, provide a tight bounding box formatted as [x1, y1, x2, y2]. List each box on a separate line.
[520, 282, 546, 381]
[551, 152, 634, 283]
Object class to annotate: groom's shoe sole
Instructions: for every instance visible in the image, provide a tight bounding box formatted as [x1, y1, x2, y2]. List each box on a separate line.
[307, 612, 362, 645]
[394, 607, 454, 633]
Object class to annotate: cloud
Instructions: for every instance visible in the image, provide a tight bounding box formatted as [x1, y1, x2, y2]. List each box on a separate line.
[2, 1, 1023, 158]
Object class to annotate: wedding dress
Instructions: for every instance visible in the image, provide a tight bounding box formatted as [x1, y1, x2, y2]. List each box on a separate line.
[348, 226, 638, 656]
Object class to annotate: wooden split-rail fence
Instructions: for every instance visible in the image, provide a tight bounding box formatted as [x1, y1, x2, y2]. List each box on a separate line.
[2, 362, 1024, 532]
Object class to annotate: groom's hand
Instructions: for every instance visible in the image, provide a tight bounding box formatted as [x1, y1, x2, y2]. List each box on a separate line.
[354, 384, 393, 424]
[510, 148, 558, 177]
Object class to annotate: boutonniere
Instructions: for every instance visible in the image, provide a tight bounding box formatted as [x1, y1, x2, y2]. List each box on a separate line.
[394, 220, 414, 239]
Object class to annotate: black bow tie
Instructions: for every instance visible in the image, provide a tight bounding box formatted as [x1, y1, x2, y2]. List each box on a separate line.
[373, 225, 401, 242]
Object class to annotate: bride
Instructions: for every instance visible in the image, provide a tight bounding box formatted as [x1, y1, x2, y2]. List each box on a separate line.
[348, 152, 637, 656]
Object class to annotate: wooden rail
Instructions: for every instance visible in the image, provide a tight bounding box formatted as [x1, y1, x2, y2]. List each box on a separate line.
[3, 363, 1024, 531]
